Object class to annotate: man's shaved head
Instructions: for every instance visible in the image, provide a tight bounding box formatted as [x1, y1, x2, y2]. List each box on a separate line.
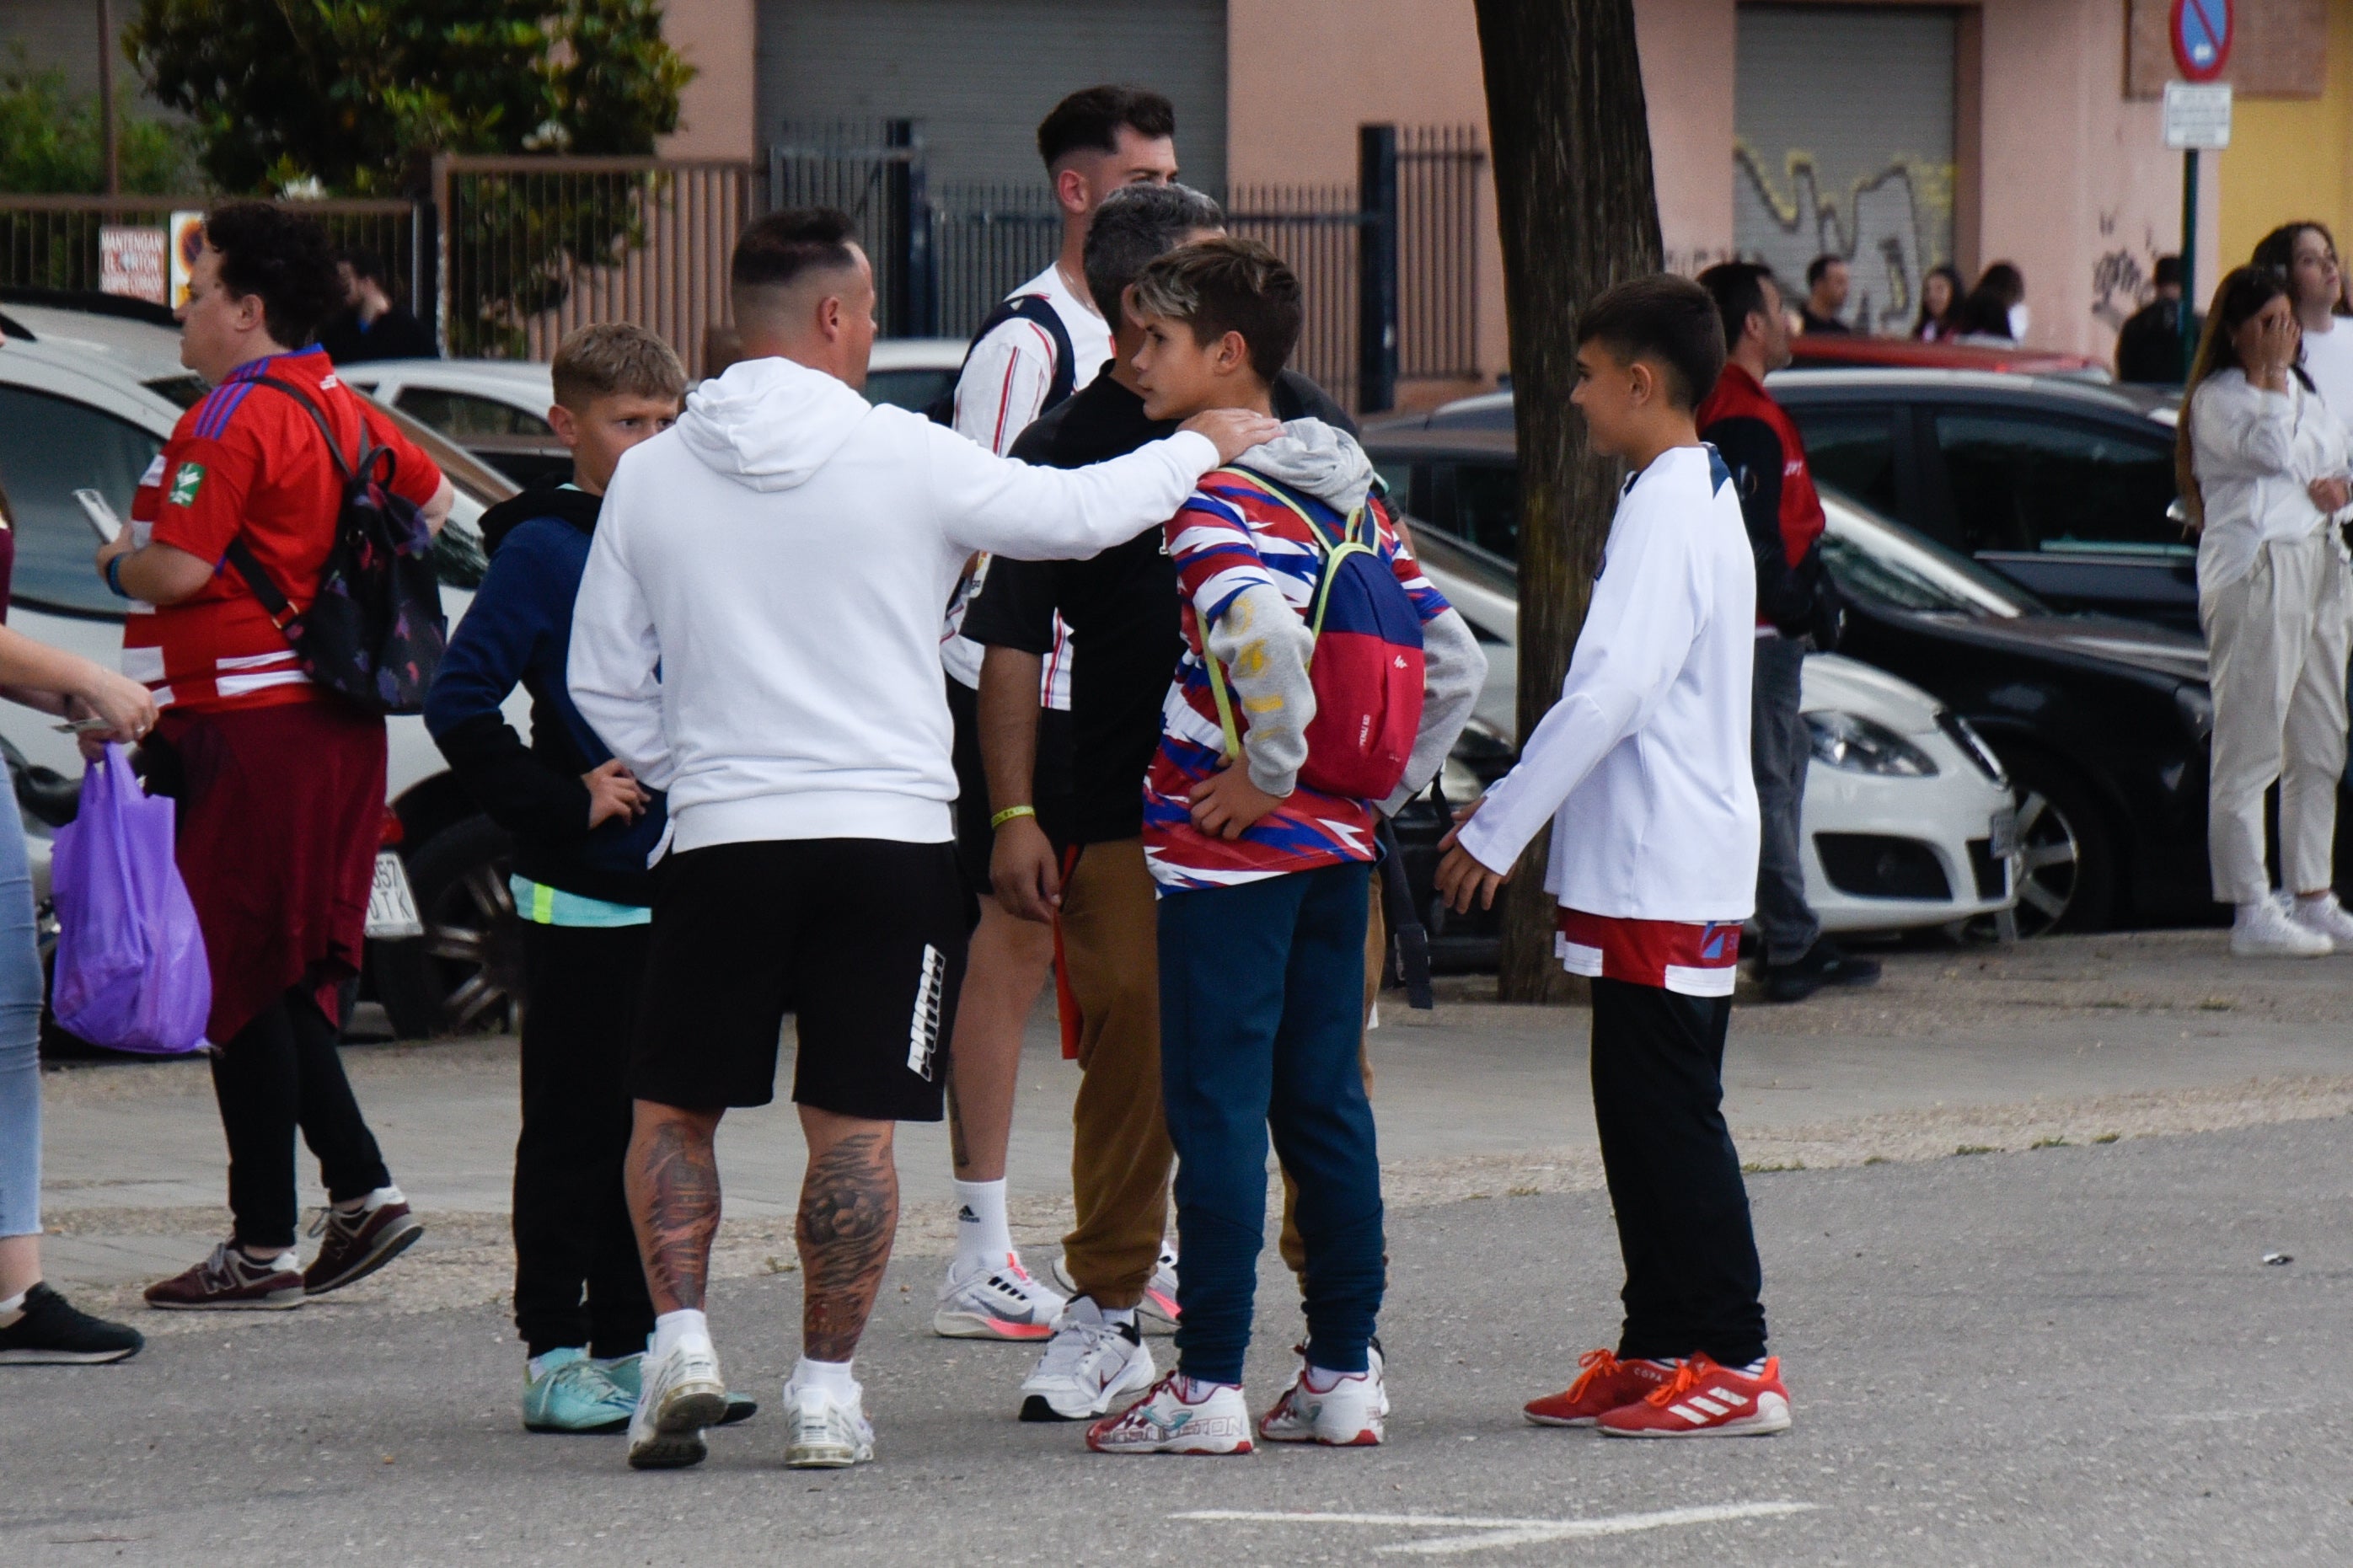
[728, 207, 876, 387]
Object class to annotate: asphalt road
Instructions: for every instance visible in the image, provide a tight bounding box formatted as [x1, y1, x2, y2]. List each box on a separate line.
[8, 1114, 2348, 1566]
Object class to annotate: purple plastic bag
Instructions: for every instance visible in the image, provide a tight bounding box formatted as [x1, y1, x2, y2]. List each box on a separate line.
[49, 741, 211, 1054]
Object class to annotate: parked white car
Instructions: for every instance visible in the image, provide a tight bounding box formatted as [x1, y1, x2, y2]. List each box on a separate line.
[1411, 509, 2020, 937]
[0, 305, 529, 1039]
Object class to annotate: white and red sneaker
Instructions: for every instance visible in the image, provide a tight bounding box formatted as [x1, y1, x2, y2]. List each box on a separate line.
[1595, 1352, 1791, 1438]
[1522, 1348, 1672, 1427]
[1085, 1373, 1253, 1455]
[934, 1250, 1064, 1341]
[1258, 1357, 1385, 1447]
[1051, 1242, 1182, 1335]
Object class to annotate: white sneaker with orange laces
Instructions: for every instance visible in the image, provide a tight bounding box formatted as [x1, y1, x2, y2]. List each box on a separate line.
[1596, 1352, 1791, 1437]
[934, 1250, 1064, 1340]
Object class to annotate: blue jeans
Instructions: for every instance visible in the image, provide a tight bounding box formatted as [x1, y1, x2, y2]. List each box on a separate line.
[1157, 860, 1385, 1384]
[0, 810, 46, 1239]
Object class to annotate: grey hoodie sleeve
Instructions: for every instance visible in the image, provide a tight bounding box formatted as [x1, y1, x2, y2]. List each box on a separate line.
[1205, 581, 1319, 798]
[1382, 607, 1486, 817]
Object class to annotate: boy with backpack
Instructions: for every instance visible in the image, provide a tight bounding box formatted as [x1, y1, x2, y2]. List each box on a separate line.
[1084, 238, 1482, 1456]
[1434, 275, 1793, 1438]
[425, 324, 748, 1434]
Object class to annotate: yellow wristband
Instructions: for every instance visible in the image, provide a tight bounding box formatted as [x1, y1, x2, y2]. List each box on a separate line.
[989, 804, 1037, 831]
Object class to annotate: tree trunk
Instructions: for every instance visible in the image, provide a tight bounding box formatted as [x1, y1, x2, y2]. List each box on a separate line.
[1471, 0, 1664, 1003]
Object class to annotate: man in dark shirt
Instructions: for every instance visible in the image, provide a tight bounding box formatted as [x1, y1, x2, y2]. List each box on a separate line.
[1695, 262, 1879, 1004]
[961, 184, 1354, 1423]
[316, 249, 437, 364]
[1800, 254, 1851, 335]
[2114, 255, 2189, 383]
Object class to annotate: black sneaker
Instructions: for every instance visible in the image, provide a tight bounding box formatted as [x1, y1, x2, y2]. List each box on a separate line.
[0, 1282, 145, 1364]
[1759, 939, 1883, 1003]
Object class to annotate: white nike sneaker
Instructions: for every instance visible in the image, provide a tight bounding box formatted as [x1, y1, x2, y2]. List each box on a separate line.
[1258, 1354, 1386, 1447]
[1019, 1296, 1157, 1422]
[1085, 1373, 1252, 1455]
[782, 1374, 876, 1469]
[935, 1250, 1064, 1340]
[2232, 896, 2334, 958]
[1049, 1243, 1181, 1335]
[624, 1334, 728, 1470]
[2286, 891, 2353, 950]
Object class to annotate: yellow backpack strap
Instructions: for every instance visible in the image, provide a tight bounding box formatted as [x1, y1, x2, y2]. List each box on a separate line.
[1191, 468, 1364, 757]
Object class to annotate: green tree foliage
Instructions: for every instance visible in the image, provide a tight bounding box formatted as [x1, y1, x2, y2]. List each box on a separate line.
[126, 0, 691, 196]
[0, 50, 196, 195]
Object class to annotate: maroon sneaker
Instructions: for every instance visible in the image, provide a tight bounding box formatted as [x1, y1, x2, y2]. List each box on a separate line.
[144, 1241, 305, 1311]
[304, 1196, 425, 1296]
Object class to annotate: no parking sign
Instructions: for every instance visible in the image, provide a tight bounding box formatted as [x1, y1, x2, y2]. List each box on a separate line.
[2169, 0, 2232, 83]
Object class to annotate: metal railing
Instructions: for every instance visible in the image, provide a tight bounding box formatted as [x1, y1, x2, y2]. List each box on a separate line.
[433, 155, 752, 374]
[1226, 184, 1364, 411]
[930, 184, 1061, 341]
[0, 195, 422, 312]
[768, 124, 929, 339]
[1396, 126, 1484, 383]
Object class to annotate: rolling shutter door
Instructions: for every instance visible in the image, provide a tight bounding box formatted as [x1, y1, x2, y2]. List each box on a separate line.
[1734, 4, 1957, 334]
[757, 0, 1229, 195]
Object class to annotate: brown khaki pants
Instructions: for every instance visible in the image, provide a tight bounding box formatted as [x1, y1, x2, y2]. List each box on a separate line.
[1056, 838, 1384, 1303]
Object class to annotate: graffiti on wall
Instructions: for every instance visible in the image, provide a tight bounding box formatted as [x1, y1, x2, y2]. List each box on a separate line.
[1734, 144, 1954, 334]
[2090, 211, 2168, 338]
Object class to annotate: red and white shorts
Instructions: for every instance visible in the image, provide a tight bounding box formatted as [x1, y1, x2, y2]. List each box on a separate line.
[1556, 907, 1742, 998]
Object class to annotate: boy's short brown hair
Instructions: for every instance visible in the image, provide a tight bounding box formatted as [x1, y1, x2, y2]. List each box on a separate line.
[1575, 274, 1725, 411]
[1126, 237, 1302, 384]
[550, 323, 688, 412]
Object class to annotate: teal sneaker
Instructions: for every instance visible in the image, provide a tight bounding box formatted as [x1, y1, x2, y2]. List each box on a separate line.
[601, 1352, 758, 1426]
[523, 1347, 635, 1434]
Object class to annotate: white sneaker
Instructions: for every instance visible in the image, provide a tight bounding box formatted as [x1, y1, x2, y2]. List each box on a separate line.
[1085, 1373, 1253, 1455]
[1019, 1296, 1157, 1422]
[934, 1250, 1064, 1340]
[2232, 896, 2334, 958]
[1050, 1243, 1181, 1335]
[624, 1335, 727, 1470]
[2286, 892, 2353, 949]
[782, 1374, 875, 1469]
[1258, 1354, 1386, 1447]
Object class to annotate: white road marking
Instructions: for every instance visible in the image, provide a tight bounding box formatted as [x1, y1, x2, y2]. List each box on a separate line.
[1171, 1500, 1817, 1555]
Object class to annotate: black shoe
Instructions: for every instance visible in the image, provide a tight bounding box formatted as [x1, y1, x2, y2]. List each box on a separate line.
[0, 1282, 145, 1364]
[1759, 939, 1883, 1003]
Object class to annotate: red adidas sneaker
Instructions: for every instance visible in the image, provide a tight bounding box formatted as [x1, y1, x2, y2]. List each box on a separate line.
[1596, 1352, 1792, 1437]
[1522, 1348, 1672, 1426]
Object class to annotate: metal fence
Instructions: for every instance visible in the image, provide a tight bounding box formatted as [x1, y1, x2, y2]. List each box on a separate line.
[433, 155, 752, 373]
[1226, 184, 1363, 410]
[930, 184, 1060, 340]
[0, 195, 421, 311]
[768, 125, 930, 340]
[1396, 126, 1484, 383]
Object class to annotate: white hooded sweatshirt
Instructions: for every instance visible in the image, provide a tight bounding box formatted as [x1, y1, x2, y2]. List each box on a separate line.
[567, 356, 1221, 853]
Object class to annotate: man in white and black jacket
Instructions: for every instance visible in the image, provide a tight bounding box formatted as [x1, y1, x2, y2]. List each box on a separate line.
[565, 206, 1278, 1474]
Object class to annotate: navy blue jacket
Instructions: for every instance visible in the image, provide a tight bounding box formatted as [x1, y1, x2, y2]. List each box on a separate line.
[424, 485, 667, 907]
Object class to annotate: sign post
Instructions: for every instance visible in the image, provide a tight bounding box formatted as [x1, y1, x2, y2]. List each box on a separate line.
[2168, 0, 2234, 377]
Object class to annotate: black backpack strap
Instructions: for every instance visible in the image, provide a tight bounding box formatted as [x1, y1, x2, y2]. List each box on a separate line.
[221, 537, 297, 634]
[1373, 810, 1434, 1010]
[935, 294, 1079, 425]
[246, 375, 356, 480]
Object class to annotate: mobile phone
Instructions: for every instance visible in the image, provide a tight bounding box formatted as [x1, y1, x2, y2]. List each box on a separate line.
[53, 717, 115, 734]
[73, 489, 123, 545]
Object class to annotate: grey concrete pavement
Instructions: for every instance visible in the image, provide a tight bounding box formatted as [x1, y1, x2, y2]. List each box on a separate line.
[6, 1116, 2349, 1565]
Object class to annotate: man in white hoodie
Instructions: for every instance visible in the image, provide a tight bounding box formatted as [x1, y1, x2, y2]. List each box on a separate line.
[565, 207, 1277, 1474]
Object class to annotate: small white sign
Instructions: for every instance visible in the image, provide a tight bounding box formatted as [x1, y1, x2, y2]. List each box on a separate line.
[98, 226, 168, 303]
[2164, 81, 2232, 149]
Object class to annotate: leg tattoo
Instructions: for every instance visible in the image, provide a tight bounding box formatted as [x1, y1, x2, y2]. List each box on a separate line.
[945, 1072, 973, 1175]
[796, 1131, 898, 1362]
[627, 1115, 721, 1314]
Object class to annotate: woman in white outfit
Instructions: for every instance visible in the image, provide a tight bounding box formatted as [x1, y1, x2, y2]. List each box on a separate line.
[2179, 265, 2353, 957]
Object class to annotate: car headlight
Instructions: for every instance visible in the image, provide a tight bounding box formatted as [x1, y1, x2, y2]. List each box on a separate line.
[1804, 711, 1939, 776]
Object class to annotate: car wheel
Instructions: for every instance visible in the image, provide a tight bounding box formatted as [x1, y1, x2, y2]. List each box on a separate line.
[2001, 755, 2114, 936]
[372, 814, 525, 1038]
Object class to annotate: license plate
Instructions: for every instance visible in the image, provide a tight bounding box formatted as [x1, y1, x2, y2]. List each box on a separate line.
[1988, 806, 2020, 859]
[366, 851, 424, 939]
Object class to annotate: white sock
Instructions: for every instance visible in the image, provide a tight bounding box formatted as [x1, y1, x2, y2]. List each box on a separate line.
[2237, 901, 2272, 926]
[1175, 1373, 1238, 1399]
[1101, 1305, 1137, 1330]
[1302, 1362, 1359, 1393]
[791, 1355, 857, 1399]
[0, 1286, 26, 1327]
[2296, 891, 2334, 910]
[334, 1184, 405, 1217]
[1740, 1358, 1770, 1376]
[648, 1308, 710, 1363]
[951, 1178, 1014, 1268]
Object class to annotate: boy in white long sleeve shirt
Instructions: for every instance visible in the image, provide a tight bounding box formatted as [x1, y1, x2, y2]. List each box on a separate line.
[565, 208, 1277, 1474]
[1435, 276, 1791, 1439]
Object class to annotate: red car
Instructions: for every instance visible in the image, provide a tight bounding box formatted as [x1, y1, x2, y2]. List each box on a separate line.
[1788, 334, 2107, 380]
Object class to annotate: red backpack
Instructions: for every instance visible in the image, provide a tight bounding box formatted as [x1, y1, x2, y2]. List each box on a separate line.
[1202, 468, 1426, 802]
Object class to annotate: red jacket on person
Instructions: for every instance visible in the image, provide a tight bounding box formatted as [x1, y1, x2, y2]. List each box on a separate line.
[1694, 362, 1827, 634]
